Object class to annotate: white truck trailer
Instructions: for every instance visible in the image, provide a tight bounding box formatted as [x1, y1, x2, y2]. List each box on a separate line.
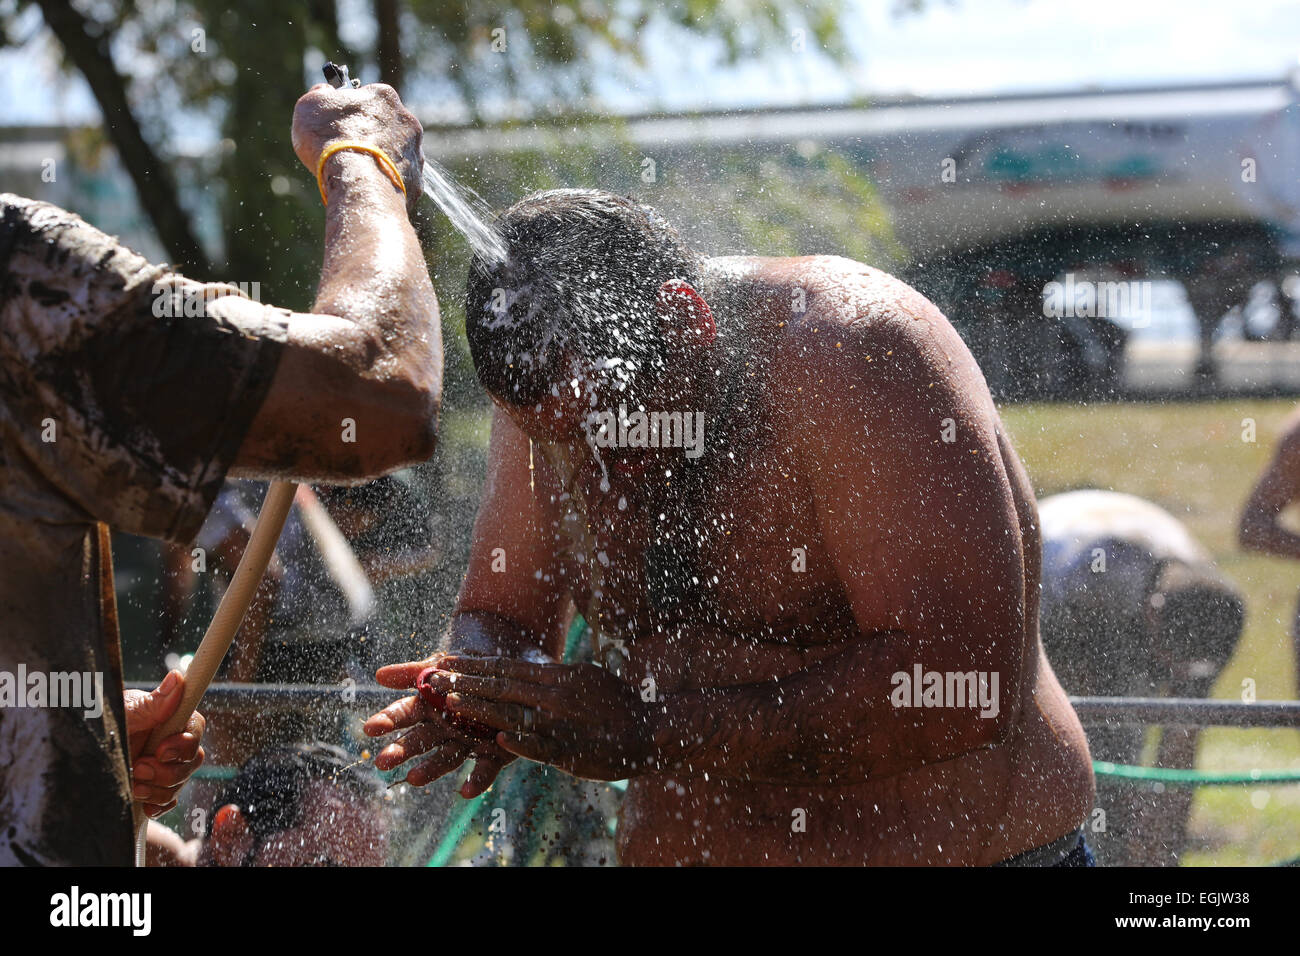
[428, 73, 1300, 396]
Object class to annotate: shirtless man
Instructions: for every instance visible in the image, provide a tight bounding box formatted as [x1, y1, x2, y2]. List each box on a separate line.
[366, 189, 1094, 865]
[1240, 405, 1300, 697]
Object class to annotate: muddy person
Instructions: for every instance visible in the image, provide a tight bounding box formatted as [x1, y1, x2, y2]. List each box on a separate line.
[0, 81, 440, 865]
[366, 188, 1095, 866]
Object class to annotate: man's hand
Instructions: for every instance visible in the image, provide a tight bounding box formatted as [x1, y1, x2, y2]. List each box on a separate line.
[291, 81, 424, 213]
[125, 670, 206, 819]
[425, 656, 657, 782]
[363, 655, 518, 798]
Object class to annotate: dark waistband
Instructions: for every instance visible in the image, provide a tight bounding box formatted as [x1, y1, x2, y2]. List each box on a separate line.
[992, 826, 1085, 867]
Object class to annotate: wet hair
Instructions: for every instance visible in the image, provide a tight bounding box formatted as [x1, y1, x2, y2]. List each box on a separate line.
[208, 741, 384, 859]
[465, 188, 700, 406]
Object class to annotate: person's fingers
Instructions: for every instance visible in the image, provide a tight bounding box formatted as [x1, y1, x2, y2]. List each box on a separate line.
[370, 83, 402, 108]
[292, 85, 329, 117]
[133, 773, 188, 808]
[420, 671, 573, 716]
[374, 659, 440, 690]
[134, 749, 205, 791]
[363, 694, 427, 737]
[444, 693, 534, 733]
[154, 712, 204, 764]
[124, 670, 184, 738]
[404, 743, 472, 787]
[441, 655, 571, 685]
[138, 783, 186, 808]
[461, 753, 508, 799]
[374, 722, 455, 771]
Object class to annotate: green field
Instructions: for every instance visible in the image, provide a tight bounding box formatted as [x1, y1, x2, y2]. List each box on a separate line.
[1001, 399, 1300, 866]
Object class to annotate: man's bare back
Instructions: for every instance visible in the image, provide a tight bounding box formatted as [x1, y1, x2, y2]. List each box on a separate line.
[548, 257, 1092, 863]
[365, 193, 1094, 865]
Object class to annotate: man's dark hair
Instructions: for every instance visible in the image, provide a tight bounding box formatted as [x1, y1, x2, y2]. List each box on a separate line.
[207, 741, 383, 860]
[466, 189, 700, 406]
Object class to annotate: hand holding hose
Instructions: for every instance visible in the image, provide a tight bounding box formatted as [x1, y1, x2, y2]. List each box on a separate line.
[291, 80, 424, 214]
[126, 670, 206, 819]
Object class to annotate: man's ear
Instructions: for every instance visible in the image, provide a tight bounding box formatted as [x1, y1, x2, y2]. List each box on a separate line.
[209, 804, 254, 867]
[656, 279, 715, 351]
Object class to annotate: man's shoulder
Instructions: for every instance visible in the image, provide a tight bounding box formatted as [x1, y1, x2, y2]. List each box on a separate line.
[773, 259, 953, 387]
[1, 192, 89, 236]
[0, 192, 45, 216]
[0, 194, 52, 271]
[1, 192, 158, 268]
[766, 255, 925, 305]
[1, 193, 165, 335]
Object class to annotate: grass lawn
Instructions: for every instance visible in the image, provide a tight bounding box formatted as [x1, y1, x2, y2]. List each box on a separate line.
[1001, 399, 1300, 866]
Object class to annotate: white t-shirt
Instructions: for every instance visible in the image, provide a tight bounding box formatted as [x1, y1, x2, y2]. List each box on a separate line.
[1038, 489, 1211, 621]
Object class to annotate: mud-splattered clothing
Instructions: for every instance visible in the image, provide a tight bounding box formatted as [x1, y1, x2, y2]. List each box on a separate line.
[0, 194, 288, 865]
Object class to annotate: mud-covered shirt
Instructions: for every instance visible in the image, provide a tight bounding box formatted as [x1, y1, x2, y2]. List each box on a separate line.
[0, 194, 289, 865]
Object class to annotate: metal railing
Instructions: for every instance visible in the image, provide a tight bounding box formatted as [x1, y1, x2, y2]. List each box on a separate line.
[125, 682, 1300, 728]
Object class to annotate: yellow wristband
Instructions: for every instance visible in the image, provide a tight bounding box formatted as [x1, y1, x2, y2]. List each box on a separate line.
[315, 140, 408, 205]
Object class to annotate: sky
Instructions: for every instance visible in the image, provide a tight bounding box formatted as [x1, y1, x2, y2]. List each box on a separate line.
[608, 0, 1300, 113]
[2, 0, 1299, 128]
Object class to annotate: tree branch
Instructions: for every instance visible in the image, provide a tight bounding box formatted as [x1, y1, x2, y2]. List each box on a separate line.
[35, 0, 212, 274]
[374, 0, 404, 92]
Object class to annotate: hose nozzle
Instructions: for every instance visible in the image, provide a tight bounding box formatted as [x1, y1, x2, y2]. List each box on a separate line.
[323, 61, 361, 90]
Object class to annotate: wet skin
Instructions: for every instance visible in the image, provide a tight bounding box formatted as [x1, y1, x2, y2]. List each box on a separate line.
[366, 255, 1095, 865]
[1239, 402, 1300, 696]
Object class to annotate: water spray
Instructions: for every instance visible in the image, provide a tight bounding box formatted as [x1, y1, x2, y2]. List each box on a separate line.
[324, 62, 508, 265]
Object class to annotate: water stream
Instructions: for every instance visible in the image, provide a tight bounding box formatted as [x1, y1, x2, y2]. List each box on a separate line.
[419, 157, 508, 266]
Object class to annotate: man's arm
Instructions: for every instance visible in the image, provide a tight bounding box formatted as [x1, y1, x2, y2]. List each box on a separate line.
[364, 406, 569, 793]
[1239, 411, 1300, 560]
[391, 406, 571, 663]
[448, 408, 572, 656]
[230, 83, 441, 482]
[0, 83, 439, 547]
[654, 296, 1028, 784]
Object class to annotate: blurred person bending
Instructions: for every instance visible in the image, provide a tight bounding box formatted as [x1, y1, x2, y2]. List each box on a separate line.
[146, 741, 387, 867]
[1240, 405, 1300, 697]
[1039, 489, 1243, 866]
